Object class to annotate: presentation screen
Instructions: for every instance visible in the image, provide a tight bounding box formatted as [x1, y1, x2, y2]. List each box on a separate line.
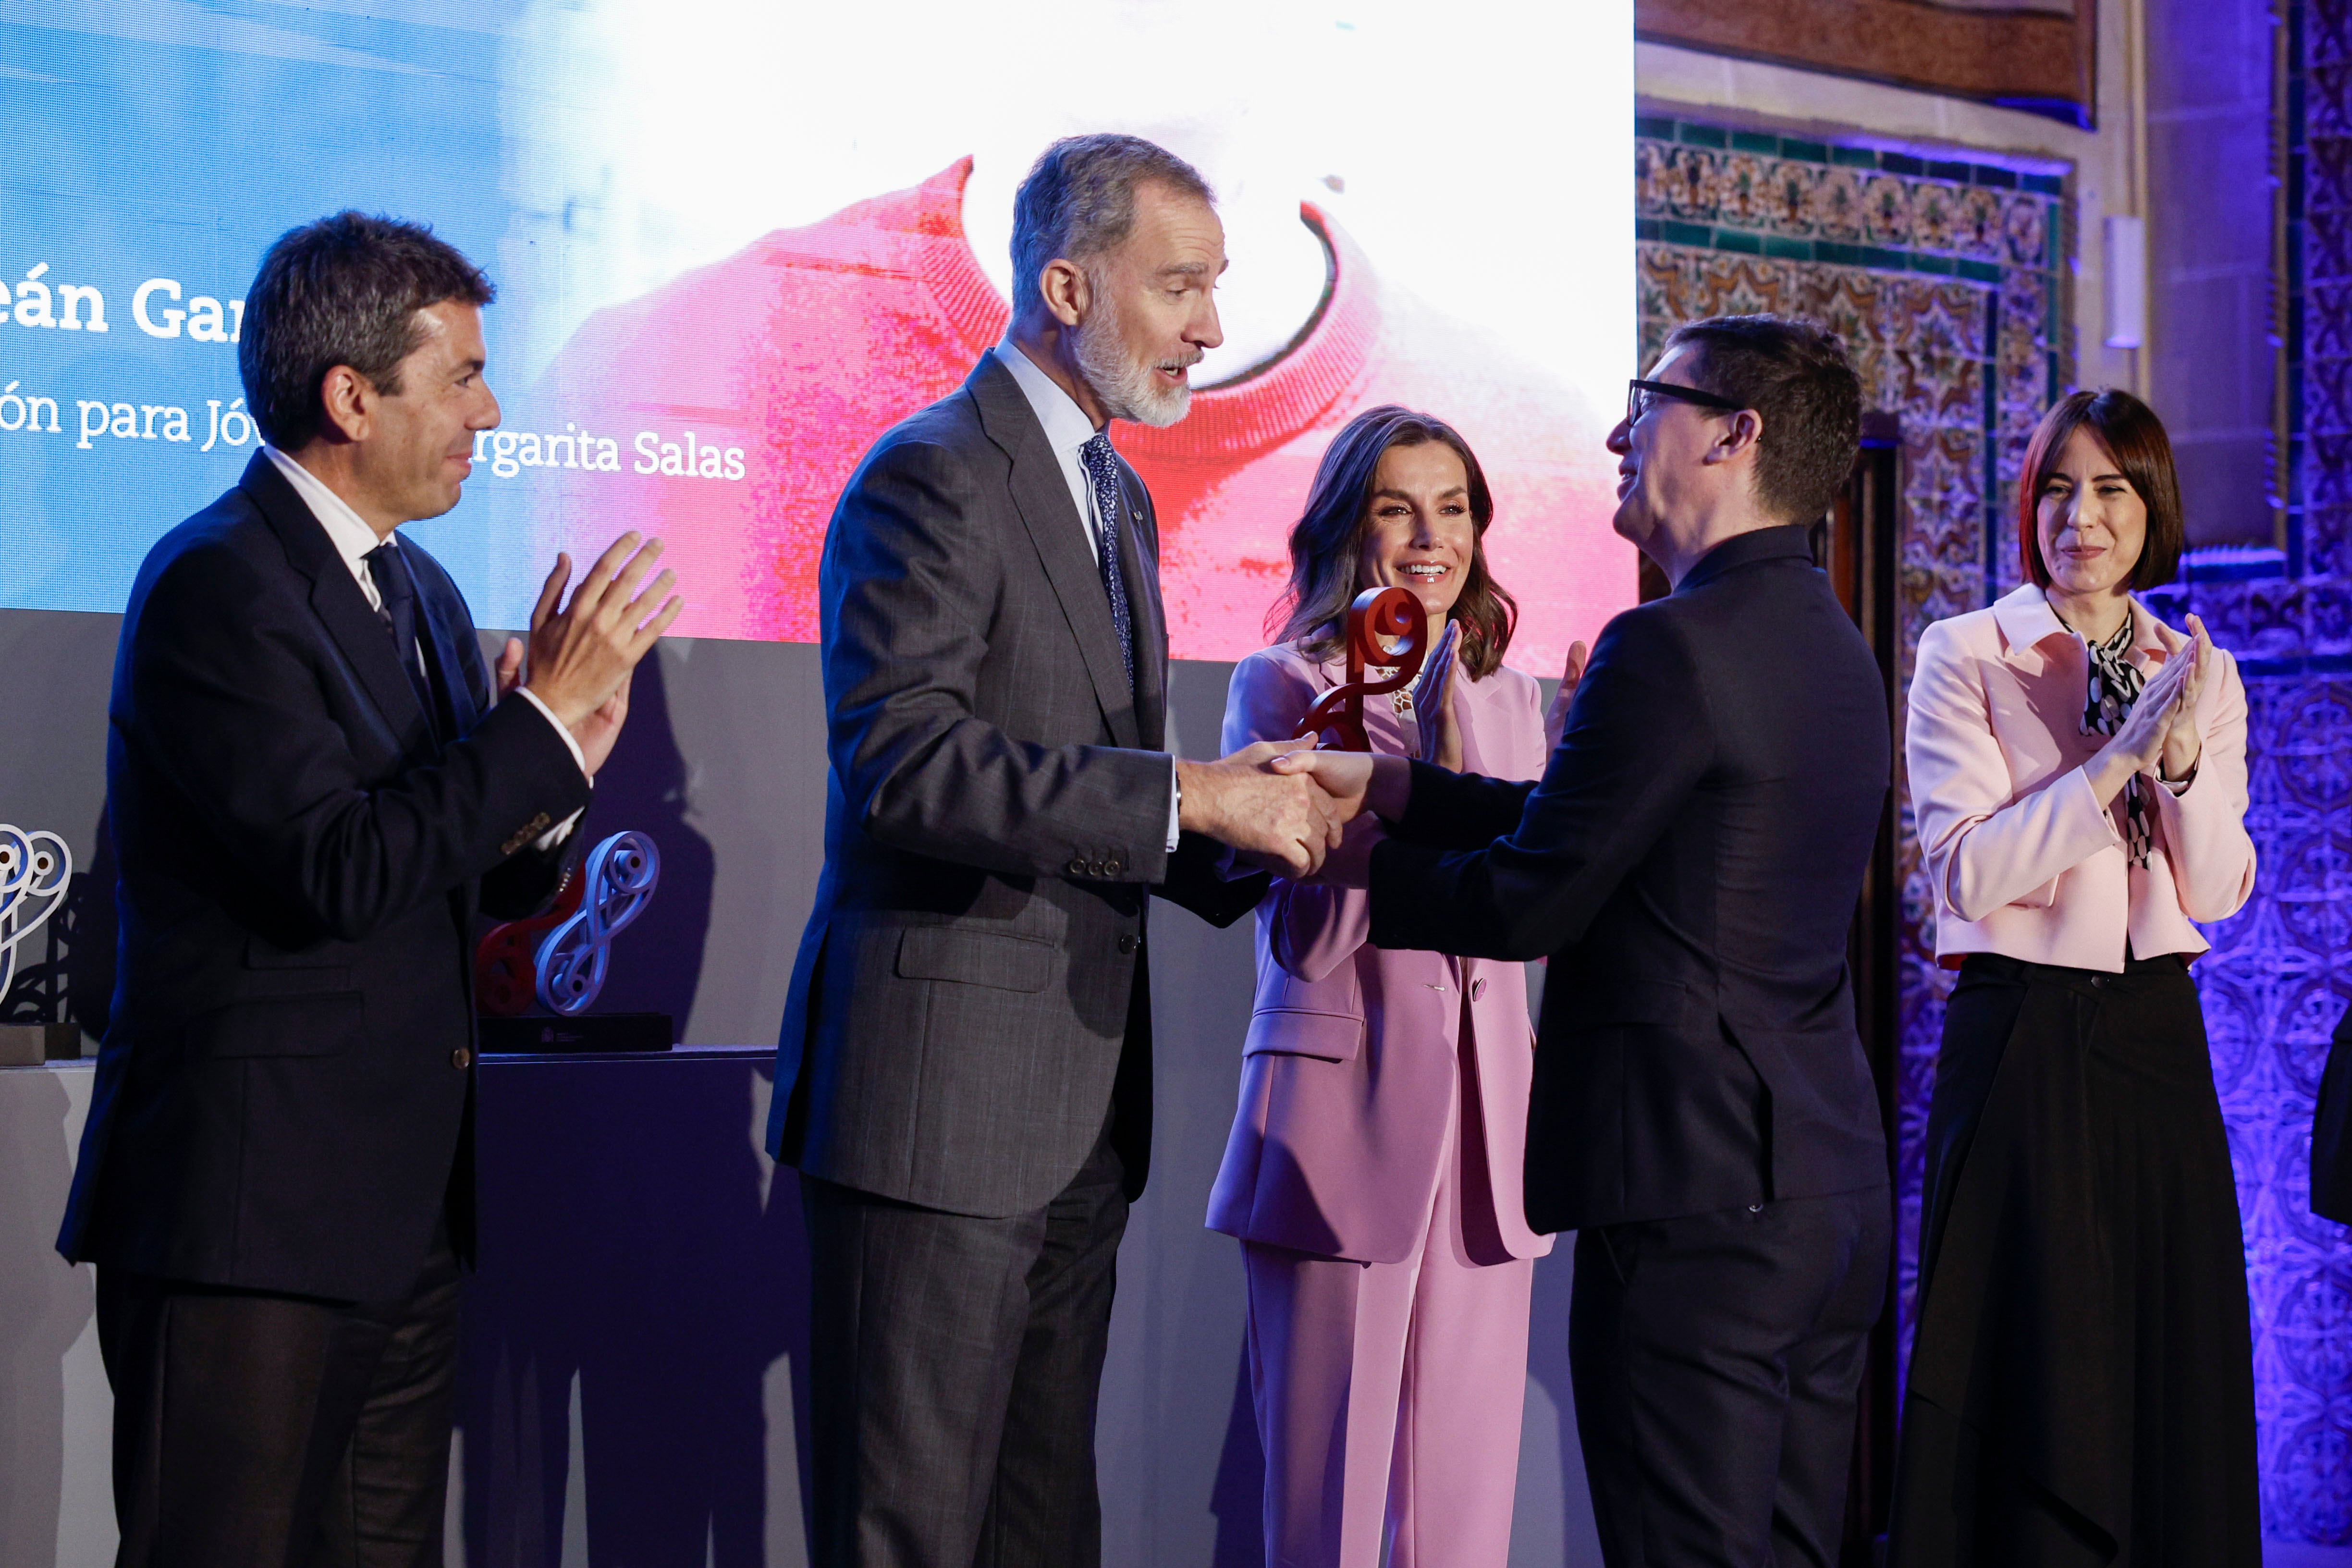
[0, 0, 1634, 672]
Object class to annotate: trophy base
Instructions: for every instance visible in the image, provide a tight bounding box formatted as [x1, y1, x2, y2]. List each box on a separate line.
[478, 1014, 675, 1055]
[0, 1022, 87, 1066]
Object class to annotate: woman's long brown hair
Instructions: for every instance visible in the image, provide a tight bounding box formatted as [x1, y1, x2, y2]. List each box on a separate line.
[1267, 405, 1518, 679]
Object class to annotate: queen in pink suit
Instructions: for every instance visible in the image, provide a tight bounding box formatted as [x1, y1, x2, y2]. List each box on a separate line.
[1209, 406, 1576, 1568]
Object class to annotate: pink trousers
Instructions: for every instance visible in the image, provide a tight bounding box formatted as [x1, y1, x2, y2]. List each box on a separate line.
[1240, 1090, 1536, 1568]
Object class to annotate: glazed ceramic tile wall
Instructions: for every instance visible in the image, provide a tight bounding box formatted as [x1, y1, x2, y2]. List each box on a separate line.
[2149, 673, 2352, 1539]
[1636, 116, 2069, 1381]
[2130, 0, 2352, 1538]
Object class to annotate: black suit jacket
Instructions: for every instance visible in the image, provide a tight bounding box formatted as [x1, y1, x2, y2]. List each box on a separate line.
[769, 352, 1261, 1218]
[57, 453, 591, 1302]
[1370, 525, 1891, 1233]
[2312, 1010, 2352, 1224]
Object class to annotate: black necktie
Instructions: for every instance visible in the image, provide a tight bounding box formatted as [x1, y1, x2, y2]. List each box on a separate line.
[1078, 433, 1136, 692]
[364, 541, 442, 739]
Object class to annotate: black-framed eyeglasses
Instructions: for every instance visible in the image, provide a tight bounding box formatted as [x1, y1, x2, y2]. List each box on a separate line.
[1626, 378, 1746, 426]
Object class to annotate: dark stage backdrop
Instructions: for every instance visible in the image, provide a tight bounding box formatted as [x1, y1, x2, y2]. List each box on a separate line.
[0, 603, 1602, 1567]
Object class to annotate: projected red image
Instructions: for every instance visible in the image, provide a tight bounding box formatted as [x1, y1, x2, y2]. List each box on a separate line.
[533, 159, 1625, 668]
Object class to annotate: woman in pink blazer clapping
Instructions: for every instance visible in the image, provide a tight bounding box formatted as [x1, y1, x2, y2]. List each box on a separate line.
[1888, 390, 2259, 1565]
[1209, 406, 1573, 1568]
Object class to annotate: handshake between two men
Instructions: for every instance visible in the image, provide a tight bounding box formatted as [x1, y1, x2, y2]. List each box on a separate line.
[1168, 647, 1580, 880]
[1171, 743, 1422, 882]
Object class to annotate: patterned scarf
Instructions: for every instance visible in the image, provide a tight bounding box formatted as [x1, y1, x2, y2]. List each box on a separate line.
[2079, 613, 2152, 868]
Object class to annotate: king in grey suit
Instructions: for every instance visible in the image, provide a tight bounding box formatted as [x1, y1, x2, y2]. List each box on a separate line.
[770, 135, 1337, 1568]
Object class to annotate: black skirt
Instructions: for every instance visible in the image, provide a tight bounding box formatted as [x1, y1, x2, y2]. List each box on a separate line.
[1886, 952, 2259, 1568]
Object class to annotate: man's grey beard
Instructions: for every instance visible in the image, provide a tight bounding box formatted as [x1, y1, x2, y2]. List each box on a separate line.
[1074, 304, 1193, 429]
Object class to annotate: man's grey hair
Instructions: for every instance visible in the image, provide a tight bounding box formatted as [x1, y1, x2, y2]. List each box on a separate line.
[1010, 134, 1214, 316]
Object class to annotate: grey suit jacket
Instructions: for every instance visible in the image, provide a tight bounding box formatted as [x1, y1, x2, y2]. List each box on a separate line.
[768, 351, 1263, 1217]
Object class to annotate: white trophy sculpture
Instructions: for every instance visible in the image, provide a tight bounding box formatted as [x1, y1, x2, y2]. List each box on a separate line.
[0, 823, 71, 1005]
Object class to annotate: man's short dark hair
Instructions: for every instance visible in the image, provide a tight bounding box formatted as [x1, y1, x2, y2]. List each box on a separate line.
[1659, 314, 1862, 526]
[239, 212, 495, 451]
[1010, 135, 1213, 316]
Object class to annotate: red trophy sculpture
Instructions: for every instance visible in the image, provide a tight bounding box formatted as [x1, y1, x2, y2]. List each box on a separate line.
[1292, 586, 1432, 752]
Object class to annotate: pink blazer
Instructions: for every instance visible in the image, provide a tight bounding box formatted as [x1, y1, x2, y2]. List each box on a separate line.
[1905, 585, 2256, 972]
[1205, 643, 1554, 1263]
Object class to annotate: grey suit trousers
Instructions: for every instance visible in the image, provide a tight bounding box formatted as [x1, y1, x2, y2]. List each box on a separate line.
[801, 1124, 1128, 1568]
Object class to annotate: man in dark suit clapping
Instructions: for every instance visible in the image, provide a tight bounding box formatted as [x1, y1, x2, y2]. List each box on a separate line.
[1285, 315, 1894, 1567]
[775, 135, 1338, 1568]
[57, 212, 681, 1568]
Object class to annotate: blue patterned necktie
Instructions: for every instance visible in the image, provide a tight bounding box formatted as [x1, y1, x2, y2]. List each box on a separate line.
[1078, 432, 1136, 692]
[364, 541, 443, 739]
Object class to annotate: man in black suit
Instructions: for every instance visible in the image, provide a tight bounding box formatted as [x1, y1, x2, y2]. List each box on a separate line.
[57, 212, 681, 1568]
[2312, 1014, 2352, 1224]
[1286, 315, 1893, 1566]
[776, 135, 1335, 1568]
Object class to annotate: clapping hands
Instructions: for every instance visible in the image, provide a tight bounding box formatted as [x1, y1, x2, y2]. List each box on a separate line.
[497, 532, 684, 778]
[1416, 623, 1463, 770]
[1545, 639, 1589, 754]
[2088, 612, 2211, 804]
[2157, 613, 2212, 781]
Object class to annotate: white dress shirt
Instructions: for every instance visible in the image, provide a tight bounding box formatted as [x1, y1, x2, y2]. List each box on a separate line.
[997, 341, 1110, 564]
[992, 344, 1181, 852]
[262, 445, 586, 847]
